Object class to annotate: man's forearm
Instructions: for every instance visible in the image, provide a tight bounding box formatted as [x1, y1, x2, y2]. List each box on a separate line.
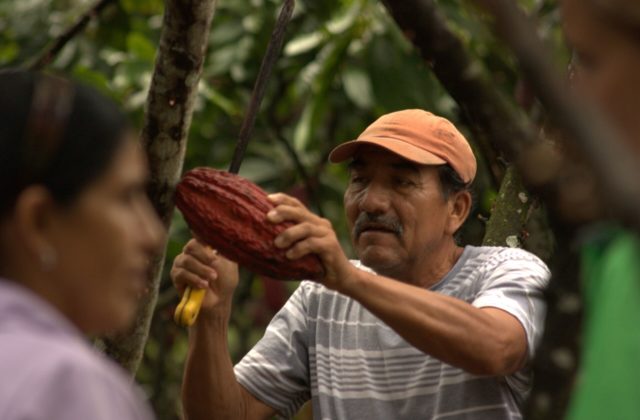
[339, 270, 527, 375]
[182, 307, 248, 420]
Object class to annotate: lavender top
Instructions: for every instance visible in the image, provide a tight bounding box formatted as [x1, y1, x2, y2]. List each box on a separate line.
[0, 279, 154, 420]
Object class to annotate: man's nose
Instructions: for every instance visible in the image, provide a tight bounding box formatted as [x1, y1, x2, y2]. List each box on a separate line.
[358, 183, 391, 214]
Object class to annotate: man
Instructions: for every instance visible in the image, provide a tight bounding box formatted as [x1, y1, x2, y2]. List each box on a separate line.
[171, 109, 550, 419]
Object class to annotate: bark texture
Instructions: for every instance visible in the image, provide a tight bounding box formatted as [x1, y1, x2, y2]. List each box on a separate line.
[102, 0, 218, 374]
[482, 166, 532, 247]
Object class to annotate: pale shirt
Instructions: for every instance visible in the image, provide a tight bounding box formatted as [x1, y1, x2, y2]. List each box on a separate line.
[235, 246, 550, 419]
[0, 279, 154, 420]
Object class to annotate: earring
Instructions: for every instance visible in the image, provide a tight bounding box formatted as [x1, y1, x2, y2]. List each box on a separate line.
[39, 246, 58, 271]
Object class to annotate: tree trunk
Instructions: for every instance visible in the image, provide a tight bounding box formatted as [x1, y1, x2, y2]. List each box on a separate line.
[483, 166, 532, 247]
[102, 0, 218, 374]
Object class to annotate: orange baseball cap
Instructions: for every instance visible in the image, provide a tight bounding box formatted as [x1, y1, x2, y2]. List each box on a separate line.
[328, 109, 477, 184]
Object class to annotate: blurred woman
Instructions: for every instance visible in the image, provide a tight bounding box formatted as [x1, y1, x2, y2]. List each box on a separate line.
[562, 1, 640, 419]
[0, 70, 163, 419]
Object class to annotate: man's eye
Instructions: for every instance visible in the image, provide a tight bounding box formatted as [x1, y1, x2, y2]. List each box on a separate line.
[394, 178, 415, 188]
[350, 176, 367, 184]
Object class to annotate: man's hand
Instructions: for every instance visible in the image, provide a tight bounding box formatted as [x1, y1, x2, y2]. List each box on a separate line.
[171, 238, 239, 315]
[267, 193, 357, 291]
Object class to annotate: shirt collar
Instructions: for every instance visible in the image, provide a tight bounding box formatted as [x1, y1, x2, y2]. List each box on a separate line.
[0, 278, 83, 339]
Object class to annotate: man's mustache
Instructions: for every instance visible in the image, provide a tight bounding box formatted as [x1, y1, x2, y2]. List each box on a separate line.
[353, 212, 403, 238]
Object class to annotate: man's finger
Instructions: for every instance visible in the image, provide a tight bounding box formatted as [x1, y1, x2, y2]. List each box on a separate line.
[274, 222, 326, 249]
[267, 192, 303, 208]
[267, 204, 317, 224]
[175, 255, 218, 283]
[172, 268, 210, 291]
[285, 236, 325, 260]
[184, 238, 217, 265]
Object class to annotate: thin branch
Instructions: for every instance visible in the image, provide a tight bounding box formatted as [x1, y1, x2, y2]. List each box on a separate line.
[29, 0, 117, 70]
[228, 0, 295, 174]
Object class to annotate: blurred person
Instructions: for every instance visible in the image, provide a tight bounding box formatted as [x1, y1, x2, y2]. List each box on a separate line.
[562, 1, 640, 419]
[0, 70, 163, 419]
[172, 110, 550, 419]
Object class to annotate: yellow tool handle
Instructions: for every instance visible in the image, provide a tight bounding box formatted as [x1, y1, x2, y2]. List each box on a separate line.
[174, 286, 207, 327]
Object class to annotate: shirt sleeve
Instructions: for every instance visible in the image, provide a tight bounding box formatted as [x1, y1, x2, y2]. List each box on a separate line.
[234, 282, 312, 419]
[471, 248, 550, 359]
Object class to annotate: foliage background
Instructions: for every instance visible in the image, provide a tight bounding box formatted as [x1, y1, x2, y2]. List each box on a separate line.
[0, 0, 565, 418]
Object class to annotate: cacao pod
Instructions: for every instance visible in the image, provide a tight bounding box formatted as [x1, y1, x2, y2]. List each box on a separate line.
[175, 167, 324, 281]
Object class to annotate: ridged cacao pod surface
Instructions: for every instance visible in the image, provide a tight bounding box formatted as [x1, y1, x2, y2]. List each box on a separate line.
[175, 167, 324, 281]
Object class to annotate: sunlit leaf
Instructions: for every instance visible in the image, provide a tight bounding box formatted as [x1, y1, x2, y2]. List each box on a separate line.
[342, 67, 373, 109]
[284, 30, 325, 56]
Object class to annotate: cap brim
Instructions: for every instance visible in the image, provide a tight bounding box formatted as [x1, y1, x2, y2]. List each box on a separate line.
[328, 137, 447, 166]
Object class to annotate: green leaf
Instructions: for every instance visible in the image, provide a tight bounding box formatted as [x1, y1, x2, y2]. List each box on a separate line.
[342, 67, 373, 109]
[238, 157, 282, 185]
[0, 41, 18, 65]
[325, 0, 361, 35]
[72, 65, 111, 95]
[293, 100, 315, 150]
[121, 0, 164, 15]
[126, 32, 156, 62]
[200, 82, 240, 116]
[284, 30, 326, 56]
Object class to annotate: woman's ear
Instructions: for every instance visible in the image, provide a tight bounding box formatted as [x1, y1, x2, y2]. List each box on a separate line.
[12, 186, 59, 269]
[446, 190, 472, 235]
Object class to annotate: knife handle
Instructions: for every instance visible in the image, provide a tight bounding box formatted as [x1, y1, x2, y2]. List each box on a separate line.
[174, 286, 207, 327]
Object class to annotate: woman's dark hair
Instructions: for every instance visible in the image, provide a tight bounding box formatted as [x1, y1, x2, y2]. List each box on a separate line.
[0, 70, 130, 218]
[437, 164, 470, 200]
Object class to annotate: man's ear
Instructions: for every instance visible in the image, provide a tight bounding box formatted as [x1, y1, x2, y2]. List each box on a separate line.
[446, 190, 472, 235]
[12, 186, 58, 263]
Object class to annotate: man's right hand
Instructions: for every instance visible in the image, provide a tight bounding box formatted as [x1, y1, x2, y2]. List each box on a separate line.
[171, 238, 239, 314]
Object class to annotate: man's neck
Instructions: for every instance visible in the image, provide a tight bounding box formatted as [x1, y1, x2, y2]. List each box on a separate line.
[379, 241, 465, 289]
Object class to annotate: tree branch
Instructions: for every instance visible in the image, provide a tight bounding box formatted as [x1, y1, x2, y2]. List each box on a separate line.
[29, 0, 117, 70]
[102, 0, 218, 374]
[228, 0, 294, 174]
[381, 0, 538, 165]
[474, 0, 640, 234]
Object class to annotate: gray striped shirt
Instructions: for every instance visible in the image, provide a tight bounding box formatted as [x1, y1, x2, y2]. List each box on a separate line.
[235, 246, 550, 419]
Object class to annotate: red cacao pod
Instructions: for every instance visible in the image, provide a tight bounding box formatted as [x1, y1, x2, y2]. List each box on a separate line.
[175, 167, 324, 281]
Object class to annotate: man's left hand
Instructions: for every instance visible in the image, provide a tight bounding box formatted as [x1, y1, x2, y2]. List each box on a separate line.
[267, 193, 356, 291]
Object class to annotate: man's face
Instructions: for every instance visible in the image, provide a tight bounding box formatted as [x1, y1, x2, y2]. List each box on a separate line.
[343, 146, 453, 278]
[563, 0, 640, 156]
